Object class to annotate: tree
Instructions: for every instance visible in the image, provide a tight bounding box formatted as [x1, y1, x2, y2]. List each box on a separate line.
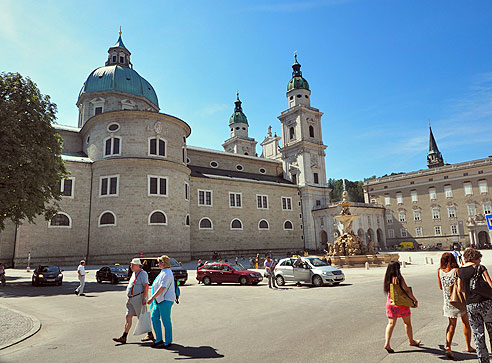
[328, 178, 364, 203]
[0, 72, 67, 230]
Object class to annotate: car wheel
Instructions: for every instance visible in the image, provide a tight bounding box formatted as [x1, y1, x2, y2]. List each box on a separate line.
[312, 275, 323, 287]
[32, 279, 36, 286]
[203, 276, 211, 285]
[276, 275, 285, 286]
[96, 276, 102, 283]
[239, 276, 248, 285]
[111, 276, 118, 284]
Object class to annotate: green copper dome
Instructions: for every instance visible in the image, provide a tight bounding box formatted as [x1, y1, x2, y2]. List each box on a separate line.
[229, 93, 248, 125]
[78, 65, 159, 108]
[287, 54, 310, 92]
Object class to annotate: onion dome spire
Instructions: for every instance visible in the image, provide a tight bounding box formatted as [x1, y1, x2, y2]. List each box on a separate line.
[229, 91, 248, 125]
[287, 51, 310, 92]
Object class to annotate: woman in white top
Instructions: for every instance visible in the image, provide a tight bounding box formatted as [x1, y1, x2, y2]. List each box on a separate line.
[147, 255, 176, 348]
[437, 252, 474, 359]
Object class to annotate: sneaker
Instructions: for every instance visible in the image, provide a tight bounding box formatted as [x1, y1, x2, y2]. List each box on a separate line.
[74, 290, 79, 295]
[79, 293, 86, 296]
[141, 333, 155, 342]
[113, 336, 127, 344]
[151, 341, 164, 349]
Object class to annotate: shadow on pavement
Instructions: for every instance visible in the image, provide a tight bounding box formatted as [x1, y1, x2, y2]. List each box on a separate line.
[168, 343, 224, 360]
[0, 281, 126, 298]
[396, 345, 477, 361]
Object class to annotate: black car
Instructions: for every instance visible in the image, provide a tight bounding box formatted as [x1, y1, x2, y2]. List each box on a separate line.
[32, 265, 63, 286]
[96, 265, 130, 284]
[130, 257, 188, 285]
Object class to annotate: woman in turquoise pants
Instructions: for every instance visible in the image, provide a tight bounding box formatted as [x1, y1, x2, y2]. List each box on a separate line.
[147, 255, 176, 348]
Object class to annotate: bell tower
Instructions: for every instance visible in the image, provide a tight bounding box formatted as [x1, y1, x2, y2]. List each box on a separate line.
[427, 125, 444, 168]
[278, 53, 331, 250]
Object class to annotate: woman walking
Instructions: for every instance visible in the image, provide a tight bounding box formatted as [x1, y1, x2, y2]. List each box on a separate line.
[147, 255, 176, 348]
[458, 248, 492, 362]
[384, 261, 420, 353]
[438, 252, 474, 359]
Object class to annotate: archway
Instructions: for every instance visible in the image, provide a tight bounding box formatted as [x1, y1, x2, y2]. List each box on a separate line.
[357, 228, 365, 244]
[320, 230, 328, 250]
[377, 228, 383, 246]
[478, 231, 490, 247]
[367, 228, 374, 245]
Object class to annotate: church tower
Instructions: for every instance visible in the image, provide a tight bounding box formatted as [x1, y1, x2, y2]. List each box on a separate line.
[222, 92, 257, 156]
[427, 125, 444, 168]
[278, 53, 331, 250]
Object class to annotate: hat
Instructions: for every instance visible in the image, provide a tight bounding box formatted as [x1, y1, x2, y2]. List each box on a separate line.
[130, 258, 142, 265]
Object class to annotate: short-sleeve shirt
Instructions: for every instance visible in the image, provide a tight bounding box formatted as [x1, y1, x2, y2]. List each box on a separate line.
[459, 265, 488, 305]
[126, 269, 149, 297]
[264, 260, 275, 269]
[152, 268, 175, 304]
[77, 265, 85, 276]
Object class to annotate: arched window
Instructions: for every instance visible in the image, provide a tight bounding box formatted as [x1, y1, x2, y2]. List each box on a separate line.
[199, 217, 213, 230]
[185, 214, 190, 226]
[258, 219, 269, 230]
[148, 137, 166, 157]
[289, 127, 295, 140]
[104, 136, 121, 156]
[49, 212, 71, 228]
[283, 220, 293, 230]
[148, 210, 167, 225]
[230, 219, 243, 230]
[99, 211, 116, 226]
[309, 125, 314, 138]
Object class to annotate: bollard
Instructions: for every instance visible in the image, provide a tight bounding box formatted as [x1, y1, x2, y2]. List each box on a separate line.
[425, 257, 429, 264]
[430, 258, 434, 265]
[408, 256, 412, 263]
[402, 261, 407, 268]
[365, 262, 369, 270]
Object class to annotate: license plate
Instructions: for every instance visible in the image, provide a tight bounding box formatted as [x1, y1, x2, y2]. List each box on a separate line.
[46, 279, 55, 282]
[335, 277, 343, 280]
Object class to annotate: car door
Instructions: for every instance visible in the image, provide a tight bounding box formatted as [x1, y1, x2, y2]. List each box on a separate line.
[293, 260, 311, 283]
[220, 264, 236, 283]
[279, 259, 294, 281]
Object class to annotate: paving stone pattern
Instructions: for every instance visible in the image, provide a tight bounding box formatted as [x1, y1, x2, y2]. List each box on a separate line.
[0, 306, 33, 347]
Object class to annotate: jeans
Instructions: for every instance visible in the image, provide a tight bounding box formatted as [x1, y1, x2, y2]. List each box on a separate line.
[267, 272, 277, 288]
[467, 300, 492, 363]
[76, 276, 85, 294]
[151, 300, 173, 344]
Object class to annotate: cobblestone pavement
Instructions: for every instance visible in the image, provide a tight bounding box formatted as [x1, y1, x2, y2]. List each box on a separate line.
[0, 306, 39, 350]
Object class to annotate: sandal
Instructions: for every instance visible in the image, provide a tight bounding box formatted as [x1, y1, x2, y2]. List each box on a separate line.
[445, 348, 455, 360]
[384, 347, 395, 354]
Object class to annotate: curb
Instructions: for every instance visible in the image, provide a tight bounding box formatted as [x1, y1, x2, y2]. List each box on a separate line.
[0, 307, 41, 350]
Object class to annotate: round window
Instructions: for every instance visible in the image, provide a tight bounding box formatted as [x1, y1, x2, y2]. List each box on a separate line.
[210, 161, 219, 168]
[296, 94, 302, 98]
[107, 123, 120, 132]
[259, 168, 266, 174]
[242, 127, 246, 130]
[235, 127, 240, 130]
[236, 164, 243, 171]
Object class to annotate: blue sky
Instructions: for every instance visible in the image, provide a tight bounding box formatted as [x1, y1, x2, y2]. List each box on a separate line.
[2, 0, 492, 180]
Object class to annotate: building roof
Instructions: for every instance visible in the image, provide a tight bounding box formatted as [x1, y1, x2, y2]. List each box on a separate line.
[428, 126, 440, 155]
[53, 124, 81, 132]
[190, 165, 293, 185]
[187, 145, 281, 163]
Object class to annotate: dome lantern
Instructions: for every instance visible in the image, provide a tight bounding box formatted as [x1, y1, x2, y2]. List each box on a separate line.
[287, 51, 310, 92]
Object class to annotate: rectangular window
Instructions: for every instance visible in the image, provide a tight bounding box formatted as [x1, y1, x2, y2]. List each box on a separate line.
[415, 227, 423, 237]
[479, 180, 488, 194]
[149, 138, 166, 157]
[282, 197, 293, 211]
[198, 189, 212, 206]
[100, 175, 119, 197]
[60, 178, 74, 197]
[400, 228, 408, 237]
[388, 229, 395, 238]
[104, 137, 121, 156]
[448, 207, 456, 218]
[313, 173, 319, 184]
[184, 182, 190, 201]
[257, 194, 268, 209]
[484, 203, 492, 214]
[396, 193, 403, 204]
[398, 211, 406, 222]
[119, 56, 124, 63]
[434, 226, 442, 236]
[432, 208, 440, 220]
[450, 225, 458, 234]
[467, 205, 476, 216]
[384, 196, 390, 206]
[464, 182, 473, 196]
[413, 210, 421, 221]
[429, 187, 437, 200]
[95, 106, 103, 115]
[148, 176, 167, 196]
[229, 192, 242, 208]
[411, 190, 418, 202]
[444, 185, 453, 198]
[386, 213, 393, 224]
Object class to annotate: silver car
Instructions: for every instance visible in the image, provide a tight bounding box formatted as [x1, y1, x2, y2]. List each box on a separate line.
[274, 256, 345, 287]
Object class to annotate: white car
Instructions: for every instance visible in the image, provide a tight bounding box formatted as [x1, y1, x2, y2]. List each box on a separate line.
[274, 256, 345, 287]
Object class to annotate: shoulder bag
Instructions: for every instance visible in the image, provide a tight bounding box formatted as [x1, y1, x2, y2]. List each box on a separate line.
[470, 265, 492, 299]
[390, 277, 415, 307]
[449, 270, 466, 311]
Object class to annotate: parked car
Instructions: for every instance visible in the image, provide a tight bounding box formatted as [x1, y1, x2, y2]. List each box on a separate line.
[196, 262, 263, 285]
[274, 257, 345, 287]
[129, 257, 188, 285]
[96, 265, 129, 284]
[32, 265, 63, 286]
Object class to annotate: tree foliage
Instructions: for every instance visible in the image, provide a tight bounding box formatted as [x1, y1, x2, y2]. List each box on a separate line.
[327, 178, 364, 203]
[0, 72, 67, 230]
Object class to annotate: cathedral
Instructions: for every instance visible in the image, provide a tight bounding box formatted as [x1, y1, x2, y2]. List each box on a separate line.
[0, 33, 333, 266]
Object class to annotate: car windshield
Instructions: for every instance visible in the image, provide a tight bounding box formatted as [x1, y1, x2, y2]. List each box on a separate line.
[307, 258, 328, 267]
[230, 264, 247, 271]
[110, 266, 128, 273]
[170, 258, 181, 268]
[40, 266, 59, 273]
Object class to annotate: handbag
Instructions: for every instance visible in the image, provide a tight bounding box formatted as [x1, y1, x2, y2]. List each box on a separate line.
[390, 281, 415, 307]
[470, 265, 492, 299]
[133, 305, 152, 336]
[449, 271, 466, 311]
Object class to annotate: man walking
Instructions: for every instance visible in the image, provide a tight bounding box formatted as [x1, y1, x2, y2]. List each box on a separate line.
[75, 260, 86, 296]
[113, 258, 154, 344]
[264, 256, 277, 289]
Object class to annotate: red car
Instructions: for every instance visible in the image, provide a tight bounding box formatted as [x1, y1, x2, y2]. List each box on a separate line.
[197, 263, 263, 285]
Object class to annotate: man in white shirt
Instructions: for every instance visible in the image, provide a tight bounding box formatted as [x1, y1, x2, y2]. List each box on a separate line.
[75, 260, 86, 296]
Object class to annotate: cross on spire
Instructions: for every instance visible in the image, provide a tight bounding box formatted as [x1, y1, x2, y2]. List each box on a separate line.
[119, 26, 122, 36]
